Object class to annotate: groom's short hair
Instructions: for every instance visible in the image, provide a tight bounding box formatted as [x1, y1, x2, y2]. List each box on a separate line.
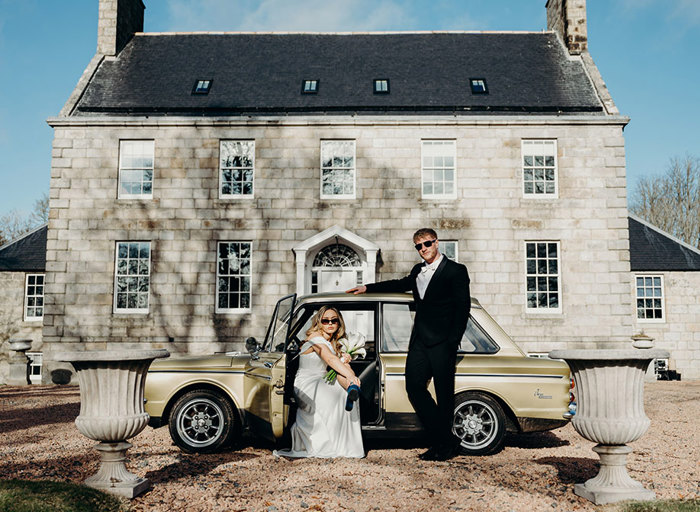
[413, 228, 438, 242]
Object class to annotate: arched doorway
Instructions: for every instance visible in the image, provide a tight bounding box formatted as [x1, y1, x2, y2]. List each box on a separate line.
[292, 225, 379, 296]
[311, 242, 362, 293]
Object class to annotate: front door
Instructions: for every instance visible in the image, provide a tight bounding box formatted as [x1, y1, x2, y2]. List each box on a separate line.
[244, 293, 296, 440]
[319, 268, 357, 292]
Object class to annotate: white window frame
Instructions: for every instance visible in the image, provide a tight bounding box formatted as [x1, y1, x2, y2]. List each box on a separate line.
[525, 241, 562, 314]
[216, 241, 253, 313]
[440, 240, 459, 261]
[320, 140, 356, 200]
[113, 241, 151, 314]
[118, 140, 154, 199]
[421, 140, 457, 200]
[219, 140, 255, 199]
[24, 273, 45, 321]
[521, 139, 558, 198]
[27, 352, 43, 384]
[635, 274, 665, 323]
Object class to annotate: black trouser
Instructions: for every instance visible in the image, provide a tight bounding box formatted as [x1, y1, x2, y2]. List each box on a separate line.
[405, 338, 458, 448]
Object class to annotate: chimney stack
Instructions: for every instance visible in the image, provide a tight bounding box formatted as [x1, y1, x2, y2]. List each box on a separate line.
[97, 0, 145, 56]
[546, 0, 588, 55]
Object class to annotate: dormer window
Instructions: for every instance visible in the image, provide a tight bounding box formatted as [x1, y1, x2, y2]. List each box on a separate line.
[302, 80, 319, 94]
[470, 78, 488, 94]
[193, 80, 212, 95]
[374, 79, 390, 94]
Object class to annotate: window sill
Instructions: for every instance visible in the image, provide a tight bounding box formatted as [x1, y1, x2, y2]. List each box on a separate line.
[215, 308, 252, 314]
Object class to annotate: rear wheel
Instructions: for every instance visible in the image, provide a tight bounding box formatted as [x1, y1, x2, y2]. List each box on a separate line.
[169, 389, 237, 453]
[452, 392, 506, 456]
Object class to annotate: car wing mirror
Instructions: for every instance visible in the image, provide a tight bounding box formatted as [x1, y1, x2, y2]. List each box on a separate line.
[246, 337, 261, 359]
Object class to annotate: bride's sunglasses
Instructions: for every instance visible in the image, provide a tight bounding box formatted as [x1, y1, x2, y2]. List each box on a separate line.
[414, 239, 437, 251]
[321, 318, 340, 325]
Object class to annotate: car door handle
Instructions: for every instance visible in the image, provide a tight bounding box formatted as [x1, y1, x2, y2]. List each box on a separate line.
[264, 361, 273, 368]
[273, 378, 284, 394]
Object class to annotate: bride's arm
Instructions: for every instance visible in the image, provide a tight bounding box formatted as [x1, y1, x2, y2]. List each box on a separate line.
[311, 343, 360, 387]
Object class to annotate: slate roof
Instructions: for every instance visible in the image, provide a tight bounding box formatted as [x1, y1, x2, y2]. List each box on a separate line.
[629, 215, 700, 271]
[0, 225, 47, 272]
[74, 32, 603, 116]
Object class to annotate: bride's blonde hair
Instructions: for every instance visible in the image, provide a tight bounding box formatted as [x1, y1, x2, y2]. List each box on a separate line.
[306, 306, 346, 355]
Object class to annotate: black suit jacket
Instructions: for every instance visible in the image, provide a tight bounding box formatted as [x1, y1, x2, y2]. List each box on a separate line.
[366, 257, 470, 347]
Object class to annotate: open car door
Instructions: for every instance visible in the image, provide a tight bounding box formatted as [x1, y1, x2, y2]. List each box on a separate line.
[244, 293, 296, 441]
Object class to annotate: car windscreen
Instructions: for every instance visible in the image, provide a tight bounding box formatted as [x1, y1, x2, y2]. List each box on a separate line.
[381, 302, 499, 354]
[287, 302, 377, 359]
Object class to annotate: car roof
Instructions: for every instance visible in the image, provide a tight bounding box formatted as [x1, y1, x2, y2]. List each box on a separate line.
[297, 292, 482, 308]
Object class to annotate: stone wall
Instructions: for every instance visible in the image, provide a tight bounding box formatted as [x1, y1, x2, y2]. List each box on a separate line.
[632, 272, 700, 379]
[0, 272, 44, 384]
[97, 0, 144, 56]
[43, 116, 634, 378]
[546, 0, 588, 55]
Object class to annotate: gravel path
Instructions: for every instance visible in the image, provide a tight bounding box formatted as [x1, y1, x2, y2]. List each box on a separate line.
[0, 381, 697, 512]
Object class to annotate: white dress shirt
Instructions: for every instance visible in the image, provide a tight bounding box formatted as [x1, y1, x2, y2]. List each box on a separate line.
[416, 253, 443, 300]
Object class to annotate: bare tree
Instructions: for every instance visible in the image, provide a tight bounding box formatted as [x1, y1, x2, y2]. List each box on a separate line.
[630, 155, 700, 250]
[0, 193, 49, 246]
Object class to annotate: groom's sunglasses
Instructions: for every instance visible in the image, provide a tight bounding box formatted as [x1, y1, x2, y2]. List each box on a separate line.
[414, 239, 437, 251]
[321, 318, 340, 325]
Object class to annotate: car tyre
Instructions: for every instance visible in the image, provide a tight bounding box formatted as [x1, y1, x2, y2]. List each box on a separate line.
[453, 392, 506, 456]
[169, 389, 237, 453]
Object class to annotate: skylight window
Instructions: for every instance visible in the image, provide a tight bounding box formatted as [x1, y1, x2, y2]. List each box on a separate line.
[193, 80, 212, 95]
[374, 79, 390, 94]
[470, 78, 488, 94]
[302, 80, 319, 94]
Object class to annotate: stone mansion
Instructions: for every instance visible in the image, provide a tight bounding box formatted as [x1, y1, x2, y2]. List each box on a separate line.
[1, 0, 697, 381]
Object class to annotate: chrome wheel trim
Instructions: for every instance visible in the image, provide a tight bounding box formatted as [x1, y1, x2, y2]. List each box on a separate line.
[453, 399, 498, 450]
[176, 397, 224, 448]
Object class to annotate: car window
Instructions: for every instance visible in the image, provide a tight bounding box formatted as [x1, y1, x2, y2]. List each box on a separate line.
[381, 303, 499, 354]
[290, 303, 376, 359]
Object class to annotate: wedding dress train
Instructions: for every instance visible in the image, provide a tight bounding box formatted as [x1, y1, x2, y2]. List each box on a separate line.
[274, 336, 364, 458]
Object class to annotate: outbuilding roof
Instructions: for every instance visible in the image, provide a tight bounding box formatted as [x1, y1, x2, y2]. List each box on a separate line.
[628, 215, 700, 271]
[74, 32, 603, 116]
[0, 225, 47, 272]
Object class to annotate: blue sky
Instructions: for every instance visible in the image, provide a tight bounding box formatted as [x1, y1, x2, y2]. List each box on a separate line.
[0, 0, 698, 217]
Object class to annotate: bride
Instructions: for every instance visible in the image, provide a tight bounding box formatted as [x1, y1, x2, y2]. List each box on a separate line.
[274, 306, 364, 458]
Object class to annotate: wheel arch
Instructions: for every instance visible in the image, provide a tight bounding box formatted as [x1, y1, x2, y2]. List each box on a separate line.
[161, 381, 244, 428]
[454, 387, 520, 433]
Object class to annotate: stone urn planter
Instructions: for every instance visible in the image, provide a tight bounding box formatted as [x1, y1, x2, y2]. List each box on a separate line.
[8, 340, 32, 386]
[55, 349, 169, 498]
[549, 348, 669, 505]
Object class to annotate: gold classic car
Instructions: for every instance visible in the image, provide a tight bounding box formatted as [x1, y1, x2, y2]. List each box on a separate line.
[144, 293, 572, 456]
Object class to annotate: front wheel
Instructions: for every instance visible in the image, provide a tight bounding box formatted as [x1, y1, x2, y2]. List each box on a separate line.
[169, 389, 238, 453]
[452, 392, 506, 456]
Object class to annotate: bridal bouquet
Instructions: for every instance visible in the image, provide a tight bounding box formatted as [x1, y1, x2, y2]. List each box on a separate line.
[324, 332, 366, 384]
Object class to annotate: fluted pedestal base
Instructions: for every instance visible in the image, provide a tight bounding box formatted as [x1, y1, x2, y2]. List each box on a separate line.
[84, 441, 150, 498]
[574, 444, 655, 505]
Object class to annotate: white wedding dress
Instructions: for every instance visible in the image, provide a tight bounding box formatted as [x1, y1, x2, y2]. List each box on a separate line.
[274, 336, 364, 458]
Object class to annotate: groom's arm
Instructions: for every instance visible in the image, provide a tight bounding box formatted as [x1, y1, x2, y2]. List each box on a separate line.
[349, 264, 420, 294]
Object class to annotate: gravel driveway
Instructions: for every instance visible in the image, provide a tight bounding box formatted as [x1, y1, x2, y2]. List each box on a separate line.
[0, 381, 697, 512]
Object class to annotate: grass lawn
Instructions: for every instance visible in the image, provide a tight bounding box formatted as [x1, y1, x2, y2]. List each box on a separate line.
[0, 480, 128, 512]
[619, 499, 700, 512]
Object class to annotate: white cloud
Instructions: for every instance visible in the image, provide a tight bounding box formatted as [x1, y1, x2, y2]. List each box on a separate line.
[671, 0, 700, 25]
[165, 0, 414, 32]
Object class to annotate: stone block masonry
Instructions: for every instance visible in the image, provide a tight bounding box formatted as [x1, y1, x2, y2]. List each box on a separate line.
[43, 116, 639, 379]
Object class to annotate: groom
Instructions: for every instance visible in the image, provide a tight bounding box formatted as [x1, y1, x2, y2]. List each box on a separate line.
[347, 228, 470, 461]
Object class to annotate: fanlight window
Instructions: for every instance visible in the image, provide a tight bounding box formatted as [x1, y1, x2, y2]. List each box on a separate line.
[313, 244, 361, 267]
